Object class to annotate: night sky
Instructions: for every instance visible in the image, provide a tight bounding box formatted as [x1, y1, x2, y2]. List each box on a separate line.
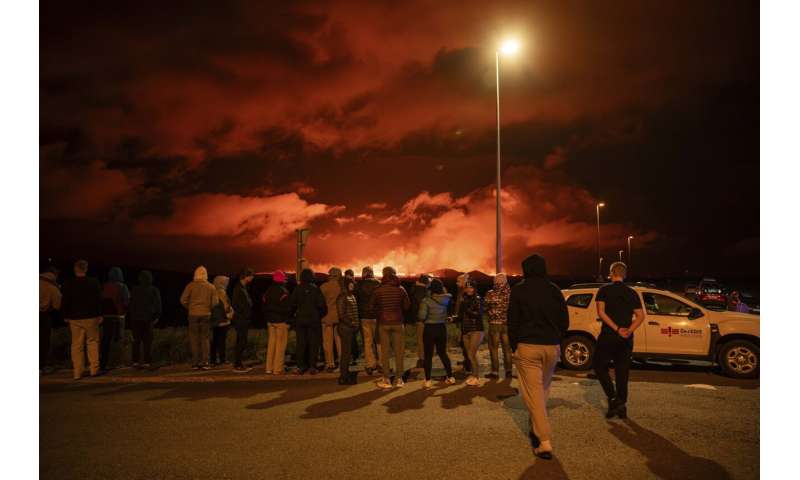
[40, 0, 759, 277]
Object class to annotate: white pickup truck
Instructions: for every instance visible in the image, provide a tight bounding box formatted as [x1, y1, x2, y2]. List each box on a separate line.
[560, 284, 760, 378]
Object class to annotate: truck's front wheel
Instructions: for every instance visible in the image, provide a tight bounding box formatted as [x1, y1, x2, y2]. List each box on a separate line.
[719, 340, 759, 379]
[561, 335, 595, 370]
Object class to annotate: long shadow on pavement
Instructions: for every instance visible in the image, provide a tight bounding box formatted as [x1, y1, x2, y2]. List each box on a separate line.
[300, 386, 393, 419]
[517, 457, 570, 479]
[439, 378, 517, 410]
[608, 419, 732, 479]
[381, 385, 442, 414]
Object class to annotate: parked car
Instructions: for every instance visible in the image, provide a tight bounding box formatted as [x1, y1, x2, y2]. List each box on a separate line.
[696, 278, 728, 309]
[560, 285, 759, 378]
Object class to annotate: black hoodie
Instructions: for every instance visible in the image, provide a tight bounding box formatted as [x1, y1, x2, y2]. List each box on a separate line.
[508, 255, 569, 349]
[288, 269, 327, 326]
[127, 270, 163, 324]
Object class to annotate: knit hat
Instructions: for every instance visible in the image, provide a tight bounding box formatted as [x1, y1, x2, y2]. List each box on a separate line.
[272, 271, 286, 283]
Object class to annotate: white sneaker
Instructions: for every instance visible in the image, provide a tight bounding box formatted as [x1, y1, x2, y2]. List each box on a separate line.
[445, 376, 456, 385]
[395, 378, 405, 388]
[377, 379, 393, 389]
[423, 380, 433, 389]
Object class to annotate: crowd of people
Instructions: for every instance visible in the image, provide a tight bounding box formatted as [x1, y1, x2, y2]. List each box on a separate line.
[40, 255, 645, 460]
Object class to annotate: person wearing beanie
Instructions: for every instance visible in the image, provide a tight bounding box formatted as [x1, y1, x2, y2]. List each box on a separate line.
[61, 259, 103, 380]
[370, 266, 411, 388]
[128, 270, 162, 368]
[263, 271, 291, 374]
[593, 262, 645, 420]
[209, 275, 233, 366]
[180, 265, 219, 370]
[508, 254, 569, 460]
[418, 278, 456, 387]
[356, 266, 381, 375]
[39, 265, 62, 373]
[458, 278, 484, 386]
[100, 266, 130, 371]
[288, 268, 327, 374]
[336, 276, 360, 384]
[232, 268, 255, 372]
[320, 267, 344, 372]
[485, 273, 513, 378]
[408, 274, 431, 369]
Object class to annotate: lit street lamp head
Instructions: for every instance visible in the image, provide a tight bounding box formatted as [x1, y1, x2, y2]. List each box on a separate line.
[597, 202, 605, 208]
[499, 39, 520, 56]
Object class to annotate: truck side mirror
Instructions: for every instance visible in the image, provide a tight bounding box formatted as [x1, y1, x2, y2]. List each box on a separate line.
[688, 308, 704, 320]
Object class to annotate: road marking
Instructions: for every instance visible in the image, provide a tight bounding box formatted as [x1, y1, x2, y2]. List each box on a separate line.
[685, 384, 718, 390]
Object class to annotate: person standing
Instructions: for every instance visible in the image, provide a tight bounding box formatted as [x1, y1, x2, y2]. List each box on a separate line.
[485, 273, 513, 379]
[454, 272, 472, 374]
[370, 266, 410, 389]
[127, 270, 162, 368]
[210, 275, 233, 366]
[232, 268, 255, 373]
[459, 279, 484, 386]
[100, 267, 130, 371]
[40, 265, 62, 373]
[356, 266, 381, 375]
[320, 267, 343, 372]
[263, 271, 291, 374]
[343, 268, 360, 363]
[288, 268, 326, 374]
[61, 260, 103, 380]
[418, 279, 456, 388]
[408, 274, 430, 369]
[336, 276, 360, 384]
[508, 254, 569, 460]
[594, 262, 645, 420]
[180, 266, 219, 370]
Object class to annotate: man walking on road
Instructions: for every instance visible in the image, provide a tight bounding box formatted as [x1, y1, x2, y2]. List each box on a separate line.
[594, 262, 645, 419]
[509, 254, 569, 460]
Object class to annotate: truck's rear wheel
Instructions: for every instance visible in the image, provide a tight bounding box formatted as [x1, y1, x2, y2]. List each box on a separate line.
[561, 335, 595, 370]
[719, 340, 759, 379]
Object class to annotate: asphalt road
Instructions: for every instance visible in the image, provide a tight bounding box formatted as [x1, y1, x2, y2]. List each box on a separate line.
[40, 361, 759, 480]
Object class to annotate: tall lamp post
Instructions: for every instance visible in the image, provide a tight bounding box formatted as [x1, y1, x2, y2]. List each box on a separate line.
[627, 235, 634, 276]
[619, 250, 624, 262]
[596, 202, 605, 280]
[495, 38, 519, 275]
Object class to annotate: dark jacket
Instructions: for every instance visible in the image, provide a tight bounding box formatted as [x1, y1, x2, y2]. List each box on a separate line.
[336, 293, 359, 329]
[102, 267, 130, 316]
[62, 276, 103, 320]
[356, 277, 380, 319]
[508, 255, 569, 349]
[458, 293, 484, 333]
[288, 270, 327, 327]
[418, 293, 452, 324]
[369, 275, 410, 325]
[232, 281, 253, 327]
[406, 283, 429, 324]
[127, 271, 162, 325]
[262, 283, 290, 323]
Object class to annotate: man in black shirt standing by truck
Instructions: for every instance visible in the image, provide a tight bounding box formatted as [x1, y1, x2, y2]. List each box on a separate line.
[594, 262, 645, 419]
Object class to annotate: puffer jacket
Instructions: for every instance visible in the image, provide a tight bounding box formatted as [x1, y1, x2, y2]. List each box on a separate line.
[369, 275, 410, 325]
[484, 284, 510, 324]
[288, 269, 327, 326]
[458, 293, 484, 333]
[336, 293, 359, 329]
[418, 293, 452, 324]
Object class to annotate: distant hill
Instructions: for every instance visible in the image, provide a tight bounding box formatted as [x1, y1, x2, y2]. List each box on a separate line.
[430, 268, 463, 279]
[467, 270, 493, 282]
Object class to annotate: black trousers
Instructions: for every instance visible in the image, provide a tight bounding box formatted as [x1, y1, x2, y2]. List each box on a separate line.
[460, 336, 472, 372]
[100, 316, 121, 370]
[233, 323, 248, 367]
[40, 312, 52, 368]
[210, 325, 229, 364]
[593, 332, 634, 404]
[423, 323, 453, 380]
[338, 325, 356, 378]
[295, 324, 321, 371]
[132, 319, 153, 365]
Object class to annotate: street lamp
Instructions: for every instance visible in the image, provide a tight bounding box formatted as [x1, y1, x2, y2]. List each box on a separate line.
[619, 250, 624, 261]
[596, 202, 605, 280]
[495, 38, 519, 275]
[627, 235, 634, 276]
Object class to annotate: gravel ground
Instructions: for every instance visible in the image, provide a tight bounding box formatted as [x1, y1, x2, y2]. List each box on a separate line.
[40, 357, 758, 480]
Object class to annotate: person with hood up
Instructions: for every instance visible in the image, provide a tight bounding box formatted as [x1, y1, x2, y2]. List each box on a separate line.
[100, 267, 130, 371]
[180, 266, 219, 370]
[485, 273, 513, 379]
[508, 254, 569, 460]
[232, 268, 255, 373]
[320, 267, 344, 372]
[127, 270, 162, 368]
[458, 279, 484, 386]
[408, 274, 430, 369]
[418, 278, 456, 388]
[336, 276, 360, 384]
[356, 266, 381, 375]
[39, 265, 62, 373]
[61, 259, 103, 380]
[263, 271, 291, 374]
[288, 268, 327, 374]
[369, 266, 411, 389]
[209, 275, 234, 366]
[455, 272, 472, 374]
